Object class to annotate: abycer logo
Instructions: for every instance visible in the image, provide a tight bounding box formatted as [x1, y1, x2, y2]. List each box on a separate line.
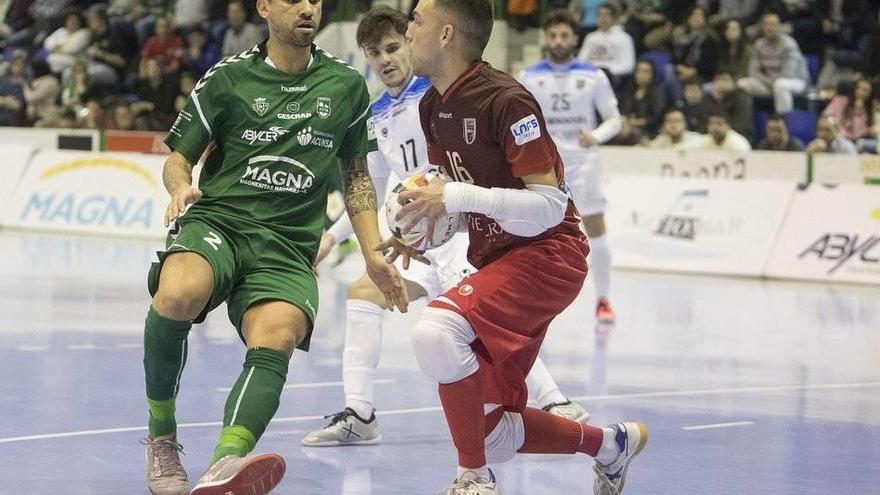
[20, 157, 158, 229]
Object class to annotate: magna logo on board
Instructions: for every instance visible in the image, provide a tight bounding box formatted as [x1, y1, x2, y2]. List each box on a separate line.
[798, 232, 880, 275]
[19, 157, 157, 229]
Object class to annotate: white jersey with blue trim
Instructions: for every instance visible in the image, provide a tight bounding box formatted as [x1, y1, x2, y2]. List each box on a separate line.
[518, 59, 619, 160]
[327, 75, 432, 243]
[370, 75, 433, 189]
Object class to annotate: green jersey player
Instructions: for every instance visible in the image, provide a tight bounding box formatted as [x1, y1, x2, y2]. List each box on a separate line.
[141, 1, 408, 494]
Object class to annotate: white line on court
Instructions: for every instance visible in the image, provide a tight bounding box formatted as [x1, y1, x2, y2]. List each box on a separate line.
[67, 344, 99, 350]
[214, 378, 396, 393]
[15, 346, 49, 352]
[681, 421, 755, 431]
[1, 381, 877, 445]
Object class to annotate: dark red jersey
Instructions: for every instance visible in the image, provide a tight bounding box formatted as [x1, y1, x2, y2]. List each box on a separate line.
[419, 62, 585, 268]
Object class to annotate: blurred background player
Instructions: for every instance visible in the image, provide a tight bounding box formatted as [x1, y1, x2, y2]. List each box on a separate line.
[140, 0, 407, 494]
[519, 9, 621, 326]
[302, 5, 588, 449]
[392, 0, 647, 493]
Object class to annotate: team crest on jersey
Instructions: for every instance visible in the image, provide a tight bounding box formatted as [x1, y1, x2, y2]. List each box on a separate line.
[252, 97, 270, 116]
[316, 97, 332, 119]
[577, 79, 585, 89]
[463, 118, 477, 145]
[381, 127, 388, 138]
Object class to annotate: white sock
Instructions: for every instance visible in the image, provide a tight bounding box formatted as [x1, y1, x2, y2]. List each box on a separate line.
[342, 299, 384, 419]
[595, 427, 620, 465]
[457, 465, 491, 480]
[526, 357, 567, 407]
[589, 235, 612, 300]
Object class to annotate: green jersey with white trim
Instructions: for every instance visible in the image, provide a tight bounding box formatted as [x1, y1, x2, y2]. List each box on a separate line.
[165, 43, 377, 262]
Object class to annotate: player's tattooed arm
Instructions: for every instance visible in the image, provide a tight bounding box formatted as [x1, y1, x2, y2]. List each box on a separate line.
[339, 156, 378, 218]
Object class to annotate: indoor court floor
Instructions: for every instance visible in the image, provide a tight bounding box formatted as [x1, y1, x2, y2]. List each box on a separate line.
[0, 230, 877, 494]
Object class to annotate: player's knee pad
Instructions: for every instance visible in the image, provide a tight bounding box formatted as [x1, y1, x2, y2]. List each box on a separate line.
[485, 411, 526, 464]
[411, 307, 478, 384]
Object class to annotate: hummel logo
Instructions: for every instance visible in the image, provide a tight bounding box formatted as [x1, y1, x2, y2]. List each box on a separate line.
[297, 127, 313, 146]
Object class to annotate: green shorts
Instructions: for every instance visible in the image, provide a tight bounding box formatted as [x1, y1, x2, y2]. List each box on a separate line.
[147, 214, 319, 351]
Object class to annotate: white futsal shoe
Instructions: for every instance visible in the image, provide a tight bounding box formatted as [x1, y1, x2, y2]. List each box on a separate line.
[301, 408, 382, 447]
[542, 399, 591, 423]
[441, 469, 499, 495]
[593, 422, 649, 495]
[143, 433, 188, 495]
[190, 453, 285, 495]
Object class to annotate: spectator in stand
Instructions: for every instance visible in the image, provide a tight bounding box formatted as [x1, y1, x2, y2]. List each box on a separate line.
[681, 79, 711, 132]
[174, 0, 210, 32]
[135, 57, 176, 130]
[0, 51, 27, 127]
[222, 0, 263, 57]
[671, 6, 719, 85]
[182, 26, 220, 78]
[717, 19, 751, 80]
[863, 27, 880, 85]
[807, 114, 857, 154]
[699, 0, 762, 29]
[756, 113, 806, 151]
[44, 9, 91, 74]
[1, 0, 36, 48]
[140, 15, 183, 76]
[109, 101, 136, 130]
[60, 59, 96, 115]
[769, 0, 823, 56]
[691, 111, 752, 151]
[816, 0, 875, 94]
[706, 71, 753, 141]
[84, 7, 128, 86]
[823, 77, 877, 151]
[23, 59, 60, 127]
[619, 0, 668, 53]
[650, 108, 701, 148]
[737, 12, 810, 114]
[174, 70, 195, 113]
[620, 60, 667, 138]
[571, 0, 607, 42]
[578, 3, 635, 93]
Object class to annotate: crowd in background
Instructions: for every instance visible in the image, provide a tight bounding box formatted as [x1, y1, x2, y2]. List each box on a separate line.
[0, 0, 271, 131]
[520, 0, 880, 154]
[0, 0, 878, 155]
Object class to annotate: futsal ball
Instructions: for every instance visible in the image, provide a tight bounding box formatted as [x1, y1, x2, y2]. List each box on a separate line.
[385, 173, 465, 251]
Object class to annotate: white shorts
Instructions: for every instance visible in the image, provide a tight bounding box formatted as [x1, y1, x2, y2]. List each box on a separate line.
[563, 152, 606, 217]
[394, 233, 476, 300]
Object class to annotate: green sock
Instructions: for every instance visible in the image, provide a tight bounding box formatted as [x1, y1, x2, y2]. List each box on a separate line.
[211, 347, 289, 463]
[143, 306, 192, 437]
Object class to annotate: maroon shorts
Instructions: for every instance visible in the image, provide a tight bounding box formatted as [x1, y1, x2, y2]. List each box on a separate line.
[429, 234, 588, 411]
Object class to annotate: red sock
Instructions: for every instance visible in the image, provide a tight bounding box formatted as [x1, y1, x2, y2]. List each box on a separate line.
[438, 372, 486, 468]
[517, 407, 604, 456]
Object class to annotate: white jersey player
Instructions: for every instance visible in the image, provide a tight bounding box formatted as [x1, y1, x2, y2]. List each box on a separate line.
[303, 5, 587, 447]
[519, 10, 622, 326]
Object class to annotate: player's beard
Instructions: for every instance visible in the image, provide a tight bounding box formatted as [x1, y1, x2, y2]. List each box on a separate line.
[287, 28, 315, 48]
[547, 46, 574, 64]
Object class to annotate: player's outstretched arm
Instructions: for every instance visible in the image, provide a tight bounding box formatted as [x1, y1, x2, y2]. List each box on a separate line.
[339, 156, 409, 312]
[397, 167, 567, 238]
[162, 151, 202, 227]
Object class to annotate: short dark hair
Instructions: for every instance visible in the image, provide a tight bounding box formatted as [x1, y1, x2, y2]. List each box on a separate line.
[436, 0, 494, 58]
[542, 9, 578, 33]
[356, 5, 409, 47]
[706, 109, 728, 122]
[766, 113, 787, 126]
[598, 2, 618, 17]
